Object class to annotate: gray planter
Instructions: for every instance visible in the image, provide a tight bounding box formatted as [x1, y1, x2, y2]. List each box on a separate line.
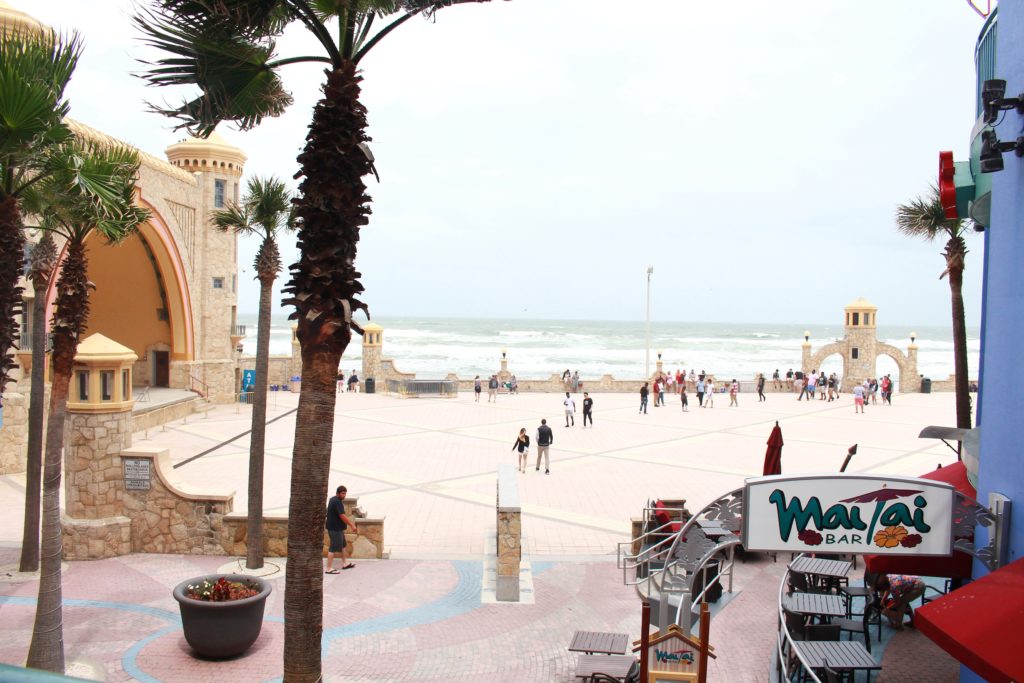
[172, 574, 272, 659]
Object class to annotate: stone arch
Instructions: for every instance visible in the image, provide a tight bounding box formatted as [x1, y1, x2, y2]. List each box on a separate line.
[807, 341, 847, 375]
[876, 342, 918, 392]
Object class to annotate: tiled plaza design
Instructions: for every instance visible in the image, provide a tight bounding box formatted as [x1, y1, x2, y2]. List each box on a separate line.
[0, 390, 963, 680]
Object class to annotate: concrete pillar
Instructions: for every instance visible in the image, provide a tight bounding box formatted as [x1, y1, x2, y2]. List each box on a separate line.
[361, 323, 384, 381]
[801, 331, 812, 375]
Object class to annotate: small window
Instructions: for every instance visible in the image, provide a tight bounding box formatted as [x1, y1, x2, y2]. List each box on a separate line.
[122, 369, 130, 400]
[852, 348, 859, 360]
[214, 179, 225, 208]
[232, 274, 237, 293]
[212, 277, 224, 289]
[852, 312, 860, 325]
[77, 371, 89, 401]
[101, 371, 114, 401]
[233, 182, 239, 205]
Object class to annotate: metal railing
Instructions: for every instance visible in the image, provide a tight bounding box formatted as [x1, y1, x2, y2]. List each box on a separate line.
[385, 379, 457, 397]
[189, 374, 209, 398]
[231, 324, 246, 337]
[776, 553, 823, 683]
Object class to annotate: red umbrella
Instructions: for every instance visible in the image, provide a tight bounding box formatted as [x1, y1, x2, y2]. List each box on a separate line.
[763, 421, 783, 475]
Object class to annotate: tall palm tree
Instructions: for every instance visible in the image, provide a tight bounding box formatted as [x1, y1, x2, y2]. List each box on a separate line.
[18, 233, 57, 573]
[896, 186, 974, 430]
[135, 2, 505, 678]
[24, 140, 149, 673]
[0, 30, 81, 400]
[211, 176, 293, 571]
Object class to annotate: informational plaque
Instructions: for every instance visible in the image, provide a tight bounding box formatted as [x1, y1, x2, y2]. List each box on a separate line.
[123, 458, 152, 491]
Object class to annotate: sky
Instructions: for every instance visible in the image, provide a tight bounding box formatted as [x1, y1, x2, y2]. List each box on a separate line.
[25, 0, 991, 326]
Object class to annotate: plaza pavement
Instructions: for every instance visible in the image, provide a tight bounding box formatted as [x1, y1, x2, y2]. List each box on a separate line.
[0, 389, 962, 681]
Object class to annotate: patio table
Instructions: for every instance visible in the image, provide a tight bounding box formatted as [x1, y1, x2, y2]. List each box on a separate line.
[785, 592, 847, 619]
[795, 640, 880, 681]
[568, 630, 630, 655]
[574, 654, 635, 681]
[789, 556, 852, 580]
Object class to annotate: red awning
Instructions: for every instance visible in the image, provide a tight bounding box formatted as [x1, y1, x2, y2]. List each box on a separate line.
[916, 557, 1024, 683]
[863, 462, 975, 578]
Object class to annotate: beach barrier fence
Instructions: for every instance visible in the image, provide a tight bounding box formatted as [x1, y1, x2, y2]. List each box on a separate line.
[385, 379, 458, 398]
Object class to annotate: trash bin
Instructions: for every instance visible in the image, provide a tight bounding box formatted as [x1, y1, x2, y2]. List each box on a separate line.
[290, 375, 301, 393]
[365, 377, 375, 394]
[921, 377, 932, 394]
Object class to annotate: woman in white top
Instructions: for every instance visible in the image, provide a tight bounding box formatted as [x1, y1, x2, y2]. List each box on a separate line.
[705, 379, 715, 408]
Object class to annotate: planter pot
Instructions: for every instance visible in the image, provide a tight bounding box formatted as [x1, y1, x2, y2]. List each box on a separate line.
[172, 574, 272, 659]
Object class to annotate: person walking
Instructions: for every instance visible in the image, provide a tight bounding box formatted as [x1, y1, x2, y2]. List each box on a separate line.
[652, 377, 661, 408]
[696, 378, 705, 407]
[639, 382, 649, 414]
[773, 369, 781, 391]
[324, 485, 357, 573]
[853, 382, 865, 413]
[705, 378, 715, 408]
[535, 419, 553, 473]
[729, 379, 739, 407]
[680, 384, 689, 412]
[488, 374, 499, 402]
[511, 428, 530, 473]
[474, 375, 482, 402]
[582, 392, 594, 427]
[563, 392, 576, 427]
[757, 373, 766, 402]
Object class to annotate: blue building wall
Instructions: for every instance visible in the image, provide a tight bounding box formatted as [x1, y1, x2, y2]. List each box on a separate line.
[967, 3, 1024, 682]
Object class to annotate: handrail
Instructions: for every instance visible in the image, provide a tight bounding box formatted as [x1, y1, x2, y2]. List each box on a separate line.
[231, 324, 247, 337]
[189, 374, 209, 398]
[777, 552, 823, 683]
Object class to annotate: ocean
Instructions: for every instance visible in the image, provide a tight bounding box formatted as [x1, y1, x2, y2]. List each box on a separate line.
[237, 314, 979, 386]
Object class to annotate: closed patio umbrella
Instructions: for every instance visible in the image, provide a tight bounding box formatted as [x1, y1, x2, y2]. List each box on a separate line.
[763, 421, 783, 475]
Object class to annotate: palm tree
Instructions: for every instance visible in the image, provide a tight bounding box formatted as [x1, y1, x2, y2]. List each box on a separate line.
[0, 30, 81, 399]
[18, 233, 57, 573]
[24, 140, 149, 673]
[211, 176, 293, 571]
[896, 186, 974, 430]
[135, 2, 505, 678]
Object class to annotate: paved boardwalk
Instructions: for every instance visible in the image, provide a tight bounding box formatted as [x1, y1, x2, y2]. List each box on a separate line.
[0, 390, 960, 681]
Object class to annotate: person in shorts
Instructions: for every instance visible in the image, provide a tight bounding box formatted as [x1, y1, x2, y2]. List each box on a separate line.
[325, 485, 357, 573]
[853, 383, 865, 413]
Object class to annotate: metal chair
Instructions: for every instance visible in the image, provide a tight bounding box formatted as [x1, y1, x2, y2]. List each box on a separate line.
[838, 570, 877, 618]
[834, 598, 882, 653]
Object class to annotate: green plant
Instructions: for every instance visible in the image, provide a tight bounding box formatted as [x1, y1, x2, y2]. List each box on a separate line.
[185, 577, 261, 602]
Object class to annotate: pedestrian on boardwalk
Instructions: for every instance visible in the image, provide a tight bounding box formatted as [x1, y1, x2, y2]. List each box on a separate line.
[582, 392, 594, 427]
[696, 378, 705, 407]
[639, 382, 649, 414]
[347, 371, 359, 392]
[773, 369, 781, 391]
[337, 369, 345, 393]
[571, 370, 580, 392]
[680, 385, 689, 412]
[705, 378, 715, 408]
[325, 485, 357, 573]
[488, 374, 499, 402]
[652, 377, 661, 408]
[474, 375, 482, 402]
[729, 379, 739, 406]
[883, 375, 894, 405]
[786, 368, 794, 390]
[563, 392, 576, 427]
[511, 428, 530, 473]
[757, 373, 766, 402]
[535, 419, 553, 473]
[853, 382, 865, 413]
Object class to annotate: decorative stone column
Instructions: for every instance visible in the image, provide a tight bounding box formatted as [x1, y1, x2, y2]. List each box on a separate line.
[655, 350, 664, 377]
[801, 331, 812, 375]
[903, 332, 922, 392]
[62, 334, 136, 560]
[496, 464, 521, 601]
[498, 349, 511, 384]
[361, 322, 383, 381]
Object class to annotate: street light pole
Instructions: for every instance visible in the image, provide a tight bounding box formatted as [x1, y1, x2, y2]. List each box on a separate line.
[645, 266, 653, 378]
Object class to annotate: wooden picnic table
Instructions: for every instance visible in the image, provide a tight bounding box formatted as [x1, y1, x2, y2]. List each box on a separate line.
[568, 630, 630, 655]
[789, 556, 852, 580]
[785, 592, 847, 619]
[796, 640, 880, 680]
[574, 654, 635, 681]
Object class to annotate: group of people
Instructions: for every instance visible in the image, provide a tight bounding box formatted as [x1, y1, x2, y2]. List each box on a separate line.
[853, 375, 895, 412]
[474, 374, 520, 401]
[792, 370, 842, 402]
[560, 369, 582, 392]
[336, 369, 360, 393]
[640, 370, 759, 412]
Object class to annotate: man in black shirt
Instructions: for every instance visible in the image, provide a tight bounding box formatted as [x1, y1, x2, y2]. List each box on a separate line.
[535, 419, 554, 474]
[325, 485, 357, 573]
[582, 392, 594, 427]
[640, 382, 649, 414]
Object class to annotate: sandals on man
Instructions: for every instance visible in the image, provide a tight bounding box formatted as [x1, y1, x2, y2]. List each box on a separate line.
[341, 563, 355, 570]
[325, 568, 340, 574]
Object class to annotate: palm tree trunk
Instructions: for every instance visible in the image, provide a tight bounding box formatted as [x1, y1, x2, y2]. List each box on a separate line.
[283, 61, 372, 683]
[947, 263, 972, 430]
[27, 239, 90, 673]
[246, 272, 275, 569]
[19, 278, 49, 572]
[0, 195, 26, 396]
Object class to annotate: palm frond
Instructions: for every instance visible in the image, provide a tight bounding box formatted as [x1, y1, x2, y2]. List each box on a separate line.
[895, 185, 965, 241]
[135, 9, 293, 135]
[211, 202, 255, 235]
[155, 0, 293, 36]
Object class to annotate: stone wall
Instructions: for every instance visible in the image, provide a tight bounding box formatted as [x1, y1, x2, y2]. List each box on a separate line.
[237, 355, 297, 388]
[0, 391, 27, 474]
[496, 464, 521, 602]
[64, 410, 133, 519]
[220, 498, 385, 560]
[118, 447, 233, 555]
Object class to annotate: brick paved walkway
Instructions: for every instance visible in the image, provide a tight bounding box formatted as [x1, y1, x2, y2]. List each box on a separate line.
[0, 391, 960, 681]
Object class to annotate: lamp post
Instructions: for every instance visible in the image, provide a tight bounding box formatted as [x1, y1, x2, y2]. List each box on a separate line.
[645, 266, 654, 378]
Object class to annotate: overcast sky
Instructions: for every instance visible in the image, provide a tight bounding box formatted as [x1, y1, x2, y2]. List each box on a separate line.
[28, 0, 990, 326]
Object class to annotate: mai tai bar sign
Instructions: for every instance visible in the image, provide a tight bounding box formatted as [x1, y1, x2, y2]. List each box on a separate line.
[742, 475, 955, 556]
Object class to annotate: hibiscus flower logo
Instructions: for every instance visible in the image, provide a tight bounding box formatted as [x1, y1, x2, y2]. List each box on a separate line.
[873, 525, 909, 548]
[899, 533, 922, 548]
[798, 529, 823, 546]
